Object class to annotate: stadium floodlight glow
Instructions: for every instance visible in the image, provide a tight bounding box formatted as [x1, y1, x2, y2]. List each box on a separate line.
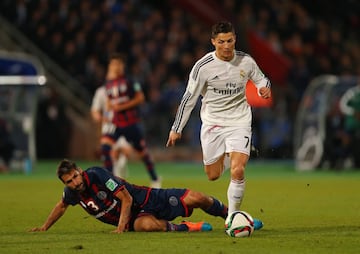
[0, 75, 46, 85]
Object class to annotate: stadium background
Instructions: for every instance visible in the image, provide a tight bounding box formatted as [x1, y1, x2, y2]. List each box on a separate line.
[0, 2, 359, 253]
[0, 0, 359, 169]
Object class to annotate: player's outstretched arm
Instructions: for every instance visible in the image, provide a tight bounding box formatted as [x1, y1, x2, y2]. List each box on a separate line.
[166, 131, 182, 147]
[29, 200, 68, 232]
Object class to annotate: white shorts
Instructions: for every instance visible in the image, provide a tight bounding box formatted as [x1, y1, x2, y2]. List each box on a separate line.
[200, 124, 252, 165]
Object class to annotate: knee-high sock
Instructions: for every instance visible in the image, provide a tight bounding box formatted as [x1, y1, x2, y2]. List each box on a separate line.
[101, 144, 113, 173]
[227, 179, 245, 214]
[204, 197, 228, 219]
[141, 153, 158, 181]
[166, 222, 188, 231]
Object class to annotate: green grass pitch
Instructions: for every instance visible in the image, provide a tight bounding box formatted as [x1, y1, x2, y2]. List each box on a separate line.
[0, 160, 359, 253]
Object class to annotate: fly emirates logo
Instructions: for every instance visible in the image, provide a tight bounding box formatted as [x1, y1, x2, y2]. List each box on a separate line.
[213, 82, 244, 95]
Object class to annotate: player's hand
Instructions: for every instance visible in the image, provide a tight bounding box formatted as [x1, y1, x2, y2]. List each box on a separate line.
[28, 226, 46, 232]
[166, 131, 181, 147]
[259, 87, 271, 99]
[111, 228, 127, 234]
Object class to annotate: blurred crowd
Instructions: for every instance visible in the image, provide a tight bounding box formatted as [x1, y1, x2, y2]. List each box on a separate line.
[0, 0, 358, 162]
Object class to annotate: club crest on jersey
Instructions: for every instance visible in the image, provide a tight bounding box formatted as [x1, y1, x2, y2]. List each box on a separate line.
[169, 196, 179, 206]
[240, 70, 245, 78]
[97, 191, 107, 200]
[105, 178, 118, 191]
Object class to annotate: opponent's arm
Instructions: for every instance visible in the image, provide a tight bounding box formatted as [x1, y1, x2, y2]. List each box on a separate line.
[29, 199, 68, 232]
[112, 187, 133, 233]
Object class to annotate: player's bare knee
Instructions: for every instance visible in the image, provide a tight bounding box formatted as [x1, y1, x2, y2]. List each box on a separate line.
[231, 166, 245, 179]
[207, 173, 220, 181]
[205, 167, 221, 181]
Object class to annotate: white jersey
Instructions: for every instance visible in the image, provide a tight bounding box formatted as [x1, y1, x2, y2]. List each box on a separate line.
[91, 86, 113, 121]
[171, 50, 271, 133]
[91, 86, 106, 112]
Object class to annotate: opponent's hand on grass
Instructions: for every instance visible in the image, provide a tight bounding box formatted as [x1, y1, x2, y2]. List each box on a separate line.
[111, 228, 126, 234]
[28, 226, 46, 232]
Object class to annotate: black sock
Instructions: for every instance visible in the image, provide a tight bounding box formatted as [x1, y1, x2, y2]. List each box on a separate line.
[166, 222, 188, 231]
[205, 198, 228, 219]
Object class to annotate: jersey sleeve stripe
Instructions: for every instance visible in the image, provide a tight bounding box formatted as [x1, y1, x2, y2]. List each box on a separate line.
[172, 91, 191, 133]
[266, 79, 271, 88]
[192, 55, 214, 81]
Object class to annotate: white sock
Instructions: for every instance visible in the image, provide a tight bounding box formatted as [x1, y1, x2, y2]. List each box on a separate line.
[227, 179, 245, 214]
[113, 154, 128, 178]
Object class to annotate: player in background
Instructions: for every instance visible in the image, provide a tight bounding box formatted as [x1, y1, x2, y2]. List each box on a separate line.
[102, 53, 161, 188]
[166, 21, 271, 229]
[91, 85, 132, 178]
[29, 159, 227, 233]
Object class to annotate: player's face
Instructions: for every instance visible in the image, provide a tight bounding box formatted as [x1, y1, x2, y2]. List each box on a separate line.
[107, 59, 125, 79]
[61, 169, 86, 192]
[211, 32, 236, 61]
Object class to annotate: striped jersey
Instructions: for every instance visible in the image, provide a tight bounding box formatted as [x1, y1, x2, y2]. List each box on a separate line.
[104, 77, 142, 127]
[62, 167, 151, 226]
[171, 50, 271, 133]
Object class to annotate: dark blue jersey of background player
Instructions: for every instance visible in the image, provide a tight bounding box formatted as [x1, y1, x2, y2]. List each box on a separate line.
[100, 53, 160, 187]
[105, 77, 142, 128]
[30, 159, 228, 233]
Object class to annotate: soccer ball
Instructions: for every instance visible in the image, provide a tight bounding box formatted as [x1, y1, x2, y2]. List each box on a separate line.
[225, 211, 255, 237]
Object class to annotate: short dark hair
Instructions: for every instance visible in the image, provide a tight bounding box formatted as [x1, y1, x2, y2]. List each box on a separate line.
[109, 52, 127, 63]
[57, 159, 78, 181]
[211, 21, 235, 38]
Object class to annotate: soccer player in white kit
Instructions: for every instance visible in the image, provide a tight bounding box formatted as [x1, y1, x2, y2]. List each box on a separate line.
[166, 21, 271, 229]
